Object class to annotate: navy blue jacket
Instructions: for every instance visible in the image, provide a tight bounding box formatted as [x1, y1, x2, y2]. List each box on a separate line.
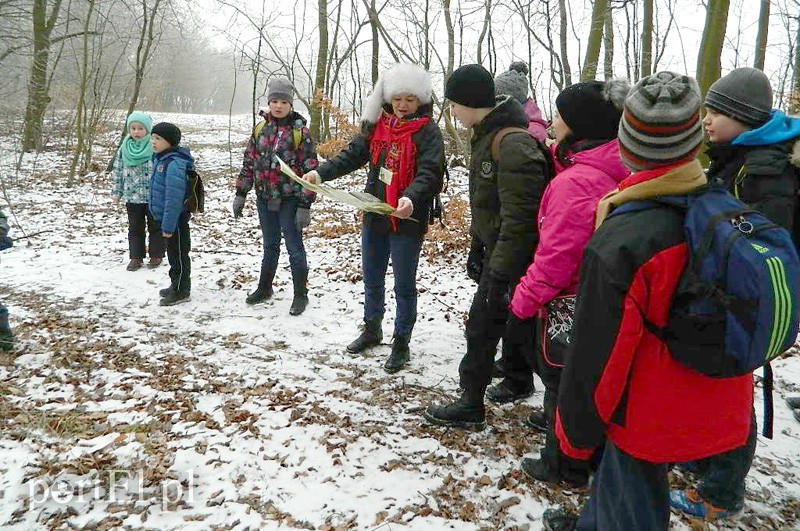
[149, 147, 194, 233]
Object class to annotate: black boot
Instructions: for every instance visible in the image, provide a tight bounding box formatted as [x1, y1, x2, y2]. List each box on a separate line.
[542, 509, 578, 531]
[246, 265, 275, 305]
[346, 317, 383, 353]
[423, 391, 486, 431]
[520, 456, 589, 488]
[384, 334, 410, 373]
[159, 286, 175, 298]
[289, 270, 309, 316]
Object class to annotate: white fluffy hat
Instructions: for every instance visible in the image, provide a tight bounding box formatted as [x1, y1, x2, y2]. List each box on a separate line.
[361, 63, 433, 124]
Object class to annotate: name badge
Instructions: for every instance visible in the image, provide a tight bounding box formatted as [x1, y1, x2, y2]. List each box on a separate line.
[379, 166, 394, 185]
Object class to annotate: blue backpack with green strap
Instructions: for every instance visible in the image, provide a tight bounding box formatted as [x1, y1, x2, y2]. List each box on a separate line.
[611, 186, 800, 437]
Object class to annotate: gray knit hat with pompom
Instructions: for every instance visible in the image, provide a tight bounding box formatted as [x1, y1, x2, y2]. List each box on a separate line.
[495, 62, 530, 104]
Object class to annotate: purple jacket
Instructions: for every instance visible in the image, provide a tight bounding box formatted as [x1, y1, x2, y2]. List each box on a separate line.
[510, 139, 629, 319]
[524, 99, 549, 142]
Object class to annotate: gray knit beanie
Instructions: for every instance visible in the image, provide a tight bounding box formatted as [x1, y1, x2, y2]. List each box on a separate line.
[705, 67, 772, 127]
[618, 71, 703, 172]
[267, 77, 294, 105]
[495, 62, 529, 104]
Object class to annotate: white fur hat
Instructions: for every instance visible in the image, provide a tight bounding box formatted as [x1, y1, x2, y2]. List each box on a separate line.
[361, 63, 433, 125]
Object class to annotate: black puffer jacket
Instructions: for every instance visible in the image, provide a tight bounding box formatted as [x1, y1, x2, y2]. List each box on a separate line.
[316, 104, 445, 238]
[708, 140, 799, 241]
[469, 96, 550, 282]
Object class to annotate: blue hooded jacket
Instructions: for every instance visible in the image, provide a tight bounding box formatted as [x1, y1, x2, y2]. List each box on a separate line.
[733, 110, 800, 147]
[149, 146, 194, 234]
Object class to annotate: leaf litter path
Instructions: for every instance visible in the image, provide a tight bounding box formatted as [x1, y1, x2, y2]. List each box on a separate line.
[1, 114, 799, 530]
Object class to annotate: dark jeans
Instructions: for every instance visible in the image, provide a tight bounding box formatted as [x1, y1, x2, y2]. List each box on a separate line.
[535, 317, 592, 482]
[361, 224, 422, 337]
[692, 409, 757, 510]
[165, 211, 191, 294]
[577, 440, 670, 530]
[257, 197, 308, 285]
[0, 301, 9, 332]
[458, 271, 510, 395]
[126, 203, 164, 260]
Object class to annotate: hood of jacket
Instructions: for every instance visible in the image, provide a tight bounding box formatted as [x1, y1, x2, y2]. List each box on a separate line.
[472, 96, 529, 143]
[524, 98, 549, 129]
[552, 139, 629, 183]
[155, 146, 194, 167]
[733, 110, 800, 147]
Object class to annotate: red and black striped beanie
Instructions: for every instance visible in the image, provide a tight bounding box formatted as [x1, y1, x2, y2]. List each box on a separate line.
[618, 71, 703, 172]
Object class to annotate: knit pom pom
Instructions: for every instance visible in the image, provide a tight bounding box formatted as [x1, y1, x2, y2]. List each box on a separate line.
[603, 78, 632, 111]
[509, 61, 529, 76]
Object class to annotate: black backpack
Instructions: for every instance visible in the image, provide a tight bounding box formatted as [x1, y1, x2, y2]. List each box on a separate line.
[185, 168, 204, 214]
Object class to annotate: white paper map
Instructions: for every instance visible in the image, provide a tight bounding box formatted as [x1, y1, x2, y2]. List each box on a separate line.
[276, 156, 397, 216]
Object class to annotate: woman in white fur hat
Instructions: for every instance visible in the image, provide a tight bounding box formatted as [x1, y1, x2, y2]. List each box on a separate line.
[304, 63, 445, 374]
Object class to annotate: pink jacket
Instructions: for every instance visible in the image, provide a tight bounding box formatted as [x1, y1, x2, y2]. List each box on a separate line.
[524, 99, 549, 142]
[510, 140, 629, 319]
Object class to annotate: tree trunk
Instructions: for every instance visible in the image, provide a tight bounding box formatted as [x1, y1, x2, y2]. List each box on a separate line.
[603, 4, 613, 80]
[753, 0, 770, 70]
[792, 16, 800, 115]
[696, 0, 730, 98]
[641, 0, 653, 78]
[367, 0, 379, 83]
[310, 0, 328, 140]
[476, 0, 491, 65]
[68, 0, 95, 184]
[22, 0, 63, 152]
[558, 0, 571, 86]
[581, 0, 608, 81]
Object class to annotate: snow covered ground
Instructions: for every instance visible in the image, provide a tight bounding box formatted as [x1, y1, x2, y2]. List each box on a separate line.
[0, 112, 798, 530]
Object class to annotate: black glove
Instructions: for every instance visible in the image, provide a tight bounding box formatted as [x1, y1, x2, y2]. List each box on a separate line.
[466, 238, 485, 283]
[485, 273, 510, 312]
[0, 236, 12, 251]
[232, 195, 246, 218]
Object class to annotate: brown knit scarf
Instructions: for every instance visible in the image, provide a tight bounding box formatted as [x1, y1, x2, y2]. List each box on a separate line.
[595, 159, 707, 229]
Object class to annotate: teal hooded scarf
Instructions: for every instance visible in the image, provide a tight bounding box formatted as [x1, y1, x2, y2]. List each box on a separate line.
[121, 111, 154, 167]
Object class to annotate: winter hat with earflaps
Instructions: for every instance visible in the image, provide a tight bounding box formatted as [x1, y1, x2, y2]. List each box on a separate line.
[555, 78, 631, 141]
[494, 62, 530, 104]
[120, 111, 153, 167]
[361, 63, 433, 125]
[705, 67, 773, 128]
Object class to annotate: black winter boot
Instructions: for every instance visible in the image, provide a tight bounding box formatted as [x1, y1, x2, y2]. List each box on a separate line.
[289, 270, 309, 316]
[384, 334, 410, 373]
[246, 265, 275, 305]
[346, 317, 383, 353]
[542, 509, 578, 531]
[423, 392, 486, 431]
[159, 286, 175, 298]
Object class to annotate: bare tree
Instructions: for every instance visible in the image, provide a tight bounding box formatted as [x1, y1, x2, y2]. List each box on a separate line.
[558, 0, 572, 86]
[754, 0, 770, 70]
[696, 0, 730, 97]
[603, 2, 614, 80]
[641, 0, 653, 77]
[581, 0, 609, 81]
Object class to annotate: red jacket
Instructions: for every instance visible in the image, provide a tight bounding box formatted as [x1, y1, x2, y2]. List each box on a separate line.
[556, 165, 753, 463]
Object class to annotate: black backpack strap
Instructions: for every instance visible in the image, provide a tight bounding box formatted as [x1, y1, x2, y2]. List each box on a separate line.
[763, 363, 774, 439]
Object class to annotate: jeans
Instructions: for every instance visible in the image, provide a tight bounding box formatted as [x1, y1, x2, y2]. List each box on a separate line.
[577, 440, 670, 530]
[165, 211, 191, 294]
[126, 203, 164, 260]
[361, 224, 422, 337]
[257, 196, 308, 284]
[693, 409, 757, 510]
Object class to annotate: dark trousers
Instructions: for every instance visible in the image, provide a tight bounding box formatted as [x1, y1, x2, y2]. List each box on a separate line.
[256, 197, 307, 288]
[458, 271, 510, 395]
[692, 409, 757, 510]
[361, 224, 423, 337]
[577, 440, 670, 531]
[0, 301, 9, 332]
[535, 317, 592, 482]
[126, 203, 164, 260]
[165, 212, 191, 294]
[497, 316, 536, 390]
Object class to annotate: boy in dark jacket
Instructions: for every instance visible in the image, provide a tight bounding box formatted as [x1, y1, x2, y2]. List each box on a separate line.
[150, 122, 195, 306]
[423, 64, 549, 430]
[544, 72, 753, 531]
[669, 67, 800, 519]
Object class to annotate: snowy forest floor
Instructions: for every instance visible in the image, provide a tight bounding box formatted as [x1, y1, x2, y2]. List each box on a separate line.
[0, 112, 799, 531]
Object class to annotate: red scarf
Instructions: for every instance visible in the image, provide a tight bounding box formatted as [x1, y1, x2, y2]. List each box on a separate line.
[369, 111, 430, 230]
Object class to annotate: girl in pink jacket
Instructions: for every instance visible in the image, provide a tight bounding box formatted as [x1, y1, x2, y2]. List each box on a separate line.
[491, 78, 631, 488]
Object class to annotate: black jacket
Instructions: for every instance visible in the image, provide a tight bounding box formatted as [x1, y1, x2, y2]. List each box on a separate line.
[708, 141, 799, 242]
[469, 96, 550, 282]
[316, 105, 445, 238]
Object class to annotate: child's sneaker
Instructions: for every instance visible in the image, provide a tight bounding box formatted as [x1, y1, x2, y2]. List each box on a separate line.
[126, 258, 143, 271]
[669, 489, 743, 519]
[147, 257, 163, 269]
